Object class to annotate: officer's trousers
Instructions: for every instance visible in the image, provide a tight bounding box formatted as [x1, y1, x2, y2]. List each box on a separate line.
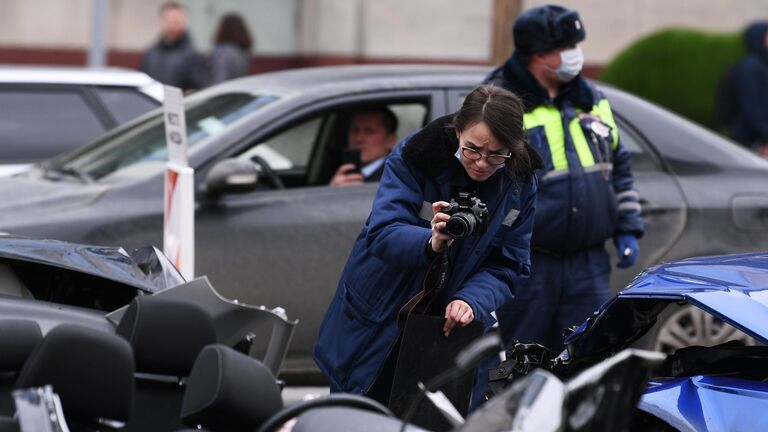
[497, 245, 612, 351]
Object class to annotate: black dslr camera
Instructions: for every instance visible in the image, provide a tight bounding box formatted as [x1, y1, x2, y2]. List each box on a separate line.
[441, 192, 488, 239]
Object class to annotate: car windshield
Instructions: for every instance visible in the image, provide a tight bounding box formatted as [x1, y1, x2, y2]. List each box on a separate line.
[51, 92, 277, 180]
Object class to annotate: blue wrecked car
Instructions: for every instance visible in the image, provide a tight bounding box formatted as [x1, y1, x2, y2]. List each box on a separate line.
[491, 252, 768, 432]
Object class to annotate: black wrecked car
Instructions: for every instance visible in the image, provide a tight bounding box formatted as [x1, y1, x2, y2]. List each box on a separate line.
[0, 235, 296, 431]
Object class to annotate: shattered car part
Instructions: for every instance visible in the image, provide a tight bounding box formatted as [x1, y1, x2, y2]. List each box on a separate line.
[0, 234, 183, 310]
[489, 252, 768, 431]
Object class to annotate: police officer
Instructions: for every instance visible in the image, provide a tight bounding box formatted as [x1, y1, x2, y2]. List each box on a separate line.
[485, 4, 644, 350]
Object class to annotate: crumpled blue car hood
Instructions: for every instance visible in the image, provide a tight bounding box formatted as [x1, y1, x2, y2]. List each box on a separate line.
[564, 252, 768, 363]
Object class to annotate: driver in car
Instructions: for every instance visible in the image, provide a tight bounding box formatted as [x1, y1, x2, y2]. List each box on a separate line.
[329, 107, 398, 186]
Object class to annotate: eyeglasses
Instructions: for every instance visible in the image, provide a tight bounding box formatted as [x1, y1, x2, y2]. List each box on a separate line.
[461, 146, 511, 166]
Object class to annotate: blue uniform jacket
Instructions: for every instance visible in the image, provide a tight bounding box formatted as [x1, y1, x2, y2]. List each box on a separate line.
[313, 115, 540, 394]
[486, 54, 644, 253]
[732, 22, 768, 147]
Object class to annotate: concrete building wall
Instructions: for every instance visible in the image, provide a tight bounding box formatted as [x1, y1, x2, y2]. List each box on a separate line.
[361, 0, 493, 61]
[0, 0, 91, 48]
[296, 0, 493, 61]
[298, 0, 361, 55]
[0, 0, 764, 67]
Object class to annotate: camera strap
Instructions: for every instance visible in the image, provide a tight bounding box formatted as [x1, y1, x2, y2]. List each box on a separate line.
[397, 249, 451, 328]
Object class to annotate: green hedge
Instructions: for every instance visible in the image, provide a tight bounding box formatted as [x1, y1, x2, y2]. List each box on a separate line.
[598, 28, 745, 131]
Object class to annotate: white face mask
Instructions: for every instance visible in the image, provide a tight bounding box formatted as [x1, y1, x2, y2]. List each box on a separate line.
[553, 47, 584, 82]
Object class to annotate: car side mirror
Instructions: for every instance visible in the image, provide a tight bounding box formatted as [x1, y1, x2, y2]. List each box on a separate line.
[205, 159, 259, 197]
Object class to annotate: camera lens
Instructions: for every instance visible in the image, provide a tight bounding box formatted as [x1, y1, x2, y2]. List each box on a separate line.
[446, 213, 477, 239]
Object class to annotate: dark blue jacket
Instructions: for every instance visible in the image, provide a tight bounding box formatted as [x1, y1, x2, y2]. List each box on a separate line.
[313, 115, 540, 393]
[732, 22, 768, 147]
[209, 42, 251, 85]
[140, 32, 209, 91]
[485, 55, 643, 253]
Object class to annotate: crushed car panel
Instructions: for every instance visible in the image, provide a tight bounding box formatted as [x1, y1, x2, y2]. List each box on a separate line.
[564, 252, 768, 366]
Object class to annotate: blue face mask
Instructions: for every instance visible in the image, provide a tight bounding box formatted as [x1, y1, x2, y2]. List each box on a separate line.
[552, 47, 584, 82]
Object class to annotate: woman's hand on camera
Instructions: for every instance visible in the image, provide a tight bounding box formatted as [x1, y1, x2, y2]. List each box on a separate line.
[430, 201, 453, 252]
[443, 300, 474, 336]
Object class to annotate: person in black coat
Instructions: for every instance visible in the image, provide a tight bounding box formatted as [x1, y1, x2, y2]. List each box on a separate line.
[329, 106, 399, 186]
[209, 13, 253, 85]
[140, 2, 208, 92]
[731, 21, 768, 157]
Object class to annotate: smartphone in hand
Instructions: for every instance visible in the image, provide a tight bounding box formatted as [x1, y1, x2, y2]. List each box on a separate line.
[341, 148, 362, 173]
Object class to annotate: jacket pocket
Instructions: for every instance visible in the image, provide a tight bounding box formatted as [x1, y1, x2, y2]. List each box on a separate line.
[315, 283, 381, 388]
[342, 282, 382, 325]
[345, 255, 400, 319]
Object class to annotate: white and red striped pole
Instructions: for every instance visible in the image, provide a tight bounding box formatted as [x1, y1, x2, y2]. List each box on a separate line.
[162, 86, 194, 280]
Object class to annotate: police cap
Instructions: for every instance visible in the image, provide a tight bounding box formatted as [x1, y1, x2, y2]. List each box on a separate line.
[513, 4, 586, 55]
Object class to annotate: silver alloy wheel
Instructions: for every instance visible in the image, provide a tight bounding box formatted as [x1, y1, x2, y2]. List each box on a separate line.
[654, 305, 755, 354]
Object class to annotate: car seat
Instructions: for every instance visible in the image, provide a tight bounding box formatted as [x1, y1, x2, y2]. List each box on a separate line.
[14, 324, 134, 431]
[178, 344, 283, 432]
[115, 295, 217, 432]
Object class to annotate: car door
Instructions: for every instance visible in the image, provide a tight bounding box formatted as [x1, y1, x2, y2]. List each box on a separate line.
[194, 89, 446, 371]
[609, 114, 687, 292]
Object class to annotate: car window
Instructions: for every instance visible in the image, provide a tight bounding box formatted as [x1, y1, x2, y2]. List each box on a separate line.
[389, 103, 429, 143]
[0, 88, 105, 163]
[233, 101, 429, 188]
[96, 87, 160, 124]
[238, 116, 323, 170]
[57, 92, 278, 180]
[615, 118, 661, 172]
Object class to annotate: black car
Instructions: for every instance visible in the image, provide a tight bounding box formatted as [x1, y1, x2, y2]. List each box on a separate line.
[1, 65, 767, 377]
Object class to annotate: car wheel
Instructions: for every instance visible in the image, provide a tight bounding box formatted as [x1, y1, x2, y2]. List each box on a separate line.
[652, 304, 754, 354]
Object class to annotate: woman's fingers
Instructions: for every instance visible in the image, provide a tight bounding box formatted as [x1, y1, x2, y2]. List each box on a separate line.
[431, 213, 450, 227]
[433, 222, 450, 239]
[443, 300, 474, 336]
[458, 307, 474, 325]
[431, 210, 452, 253]
[443, 302, 457, 335]
[432, 201, 450, 215]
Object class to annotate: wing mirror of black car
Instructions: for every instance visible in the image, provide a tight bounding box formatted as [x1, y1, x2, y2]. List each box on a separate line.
[205, 158, 260, 197]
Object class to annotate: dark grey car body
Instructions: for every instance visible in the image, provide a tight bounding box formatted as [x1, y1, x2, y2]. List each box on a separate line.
[0, 65, 767, 376]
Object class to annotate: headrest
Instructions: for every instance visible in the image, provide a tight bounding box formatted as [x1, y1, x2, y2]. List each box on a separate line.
[14, 324, 134, 425]
[0, 320, 42, 372]
[180, 344, 283, 432]
[116, 296, 217, 376]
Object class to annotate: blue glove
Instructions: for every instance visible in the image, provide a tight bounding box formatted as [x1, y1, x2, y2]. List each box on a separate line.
[614, 234, 639, 268]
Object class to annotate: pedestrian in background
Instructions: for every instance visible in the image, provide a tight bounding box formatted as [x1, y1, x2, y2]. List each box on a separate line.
[140, 2, 208, 92]
[209, 13, 253, 85]
[730, 21, 768, 157]
[485, 4, 644, 350]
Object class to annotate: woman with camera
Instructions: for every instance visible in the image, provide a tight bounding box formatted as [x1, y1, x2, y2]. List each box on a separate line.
[313, 85, 542, 409]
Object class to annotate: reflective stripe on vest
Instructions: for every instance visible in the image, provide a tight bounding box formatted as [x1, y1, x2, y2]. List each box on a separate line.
[523, 97, 618, 171]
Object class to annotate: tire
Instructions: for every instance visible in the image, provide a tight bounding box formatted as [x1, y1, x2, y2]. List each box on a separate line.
[633, 304, 754, 354]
